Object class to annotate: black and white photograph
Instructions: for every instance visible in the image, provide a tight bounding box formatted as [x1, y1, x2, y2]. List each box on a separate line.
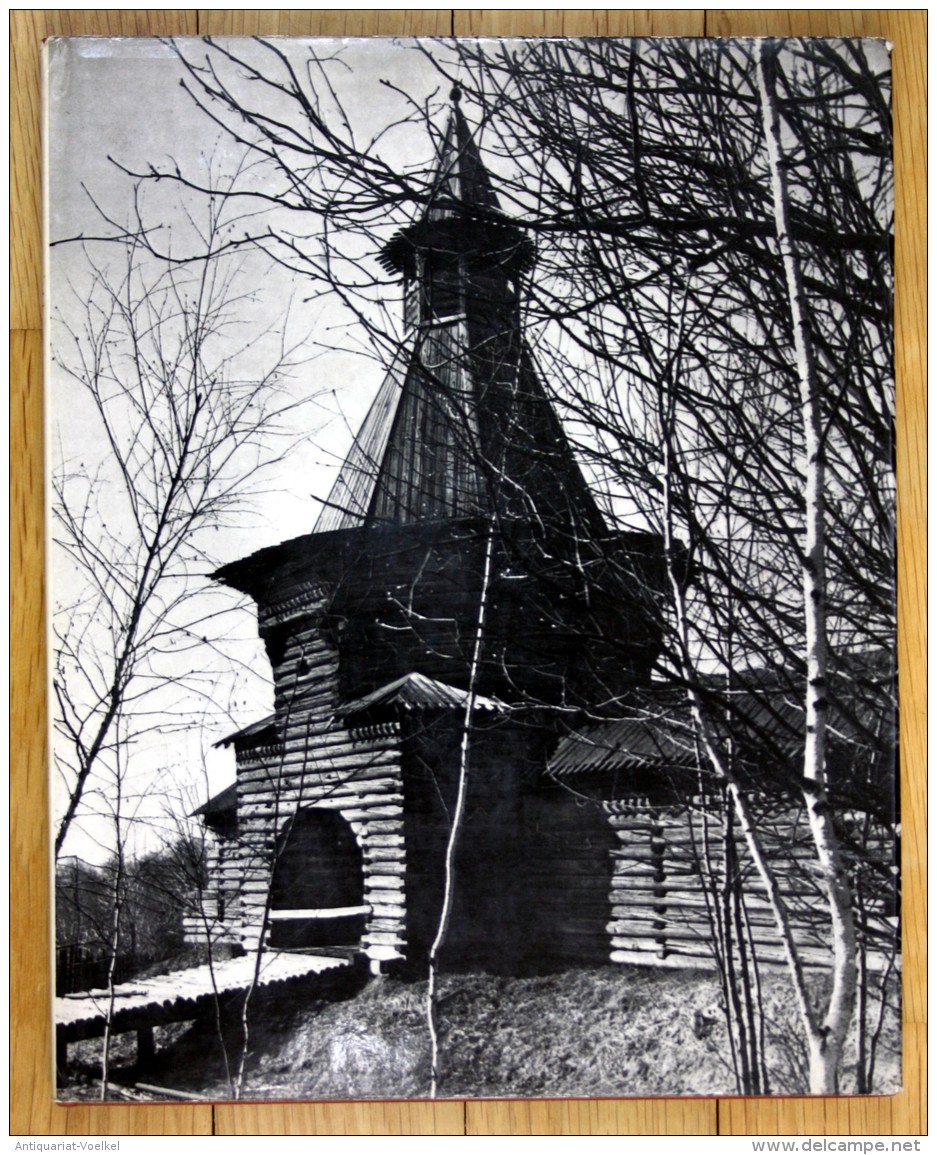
[47, 35, 898, 1103]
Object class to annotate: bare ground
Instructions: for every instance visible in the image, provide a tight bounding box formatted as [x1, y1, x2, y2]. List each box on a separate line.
[60, 964, 901, 1102]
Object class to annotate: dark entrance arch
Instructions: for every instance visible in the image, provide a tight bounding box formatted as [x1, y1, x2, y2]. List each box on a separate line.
[268, 807, 367, 951]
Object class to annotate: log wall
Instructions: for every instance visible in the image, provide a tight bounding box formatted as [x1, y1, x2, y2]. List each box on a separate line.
[230, 586, 408, 965]
[183, 828, 243, 948]
[519, 786, 618, 966]
[606, 796, 898, 972]
[399, 715, 536, 972]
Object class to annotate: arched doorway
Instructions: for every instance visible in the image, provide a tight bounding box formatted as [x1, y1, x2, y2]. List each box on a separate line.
[268, 808, 367, 951]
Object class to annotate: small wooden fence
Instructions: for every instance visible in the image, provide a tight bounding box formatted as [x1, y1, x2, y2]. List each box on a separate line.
[55, 945, 144, 997]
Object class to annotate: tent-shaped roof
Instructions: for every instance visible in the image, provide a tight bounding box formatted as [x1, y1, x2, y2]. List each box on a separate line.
[314, 96, 608, 544]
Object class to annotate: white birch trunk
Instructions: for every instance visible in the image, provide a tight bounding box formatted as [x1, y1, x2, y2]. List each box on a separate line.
[660, 446, 822, 1068]
[755, 38, 858, 1095]
[426, 521, 497, 1098]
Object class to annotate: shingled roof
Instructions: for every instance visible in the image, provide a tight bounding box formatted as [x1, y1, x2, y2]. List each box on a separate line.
[340, 671, 507, 722]
[313, 95, 607, 545]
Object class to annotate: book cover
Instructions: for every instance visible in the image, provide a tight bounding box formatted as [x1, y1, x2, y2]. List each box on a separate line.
[46, 35, 898, 1102]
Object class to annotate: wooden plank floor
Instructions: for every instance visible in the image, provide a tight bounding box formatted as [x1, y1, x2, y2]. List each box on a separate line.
[12, 9, 925, 1136]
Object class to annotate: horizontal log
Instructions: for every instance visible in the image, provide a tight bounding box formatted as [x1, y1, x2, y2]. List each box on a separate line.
[611, 814, 819, 843]
[607, 918, 825, 952]
[363, 846, 407, 863]
[610, 936, 683, 957]
[642, 914, 828, 948]
[626, 943, 833, 971]
[239, 881, 277, 896]
[267, 705, 339, 732]
[238, 779, 402, 807]
[238, 748, 399, 778]
[255, 865, 395, 896]
[611, 863, 706, 880]
[274, 682, 337, 710]
[607, 887, 830, 920]
[365, 875, 405, 891]
[244, 749, 401, 780]
[363, 931, 407, 948]
[608, 866, 674, 881]
[276, 654, 338, 679]
[239, 796, 404, 821]
[363, 833, 405, 848]
[610, 899, 706, 919]
[342, 805, 405, 822]
[273, 684, 337, 709]
[367, 917, 406, 933]
[613, 939, 728, 964]
[280, 623, 331, 642]
[607, 918, 670, 939]
[363, 859, 406, 877]
[270, 694, 337, 722]
[607, 894, 825, 920]
[730, 943, 834, 968]
[610, 852, 674, 868]
[366, 944, 405, 963]
[263, 726, 397, 757]
[608, 873, 823, 907]
[276, 652, 338, 677]
[237, 788, 401, 817]
[238, 758, 400, 789]
[612, 831, 719, 848]
[268, 905, 369, 920]
[611, 948, 716, 971]
[369, 903, 407, 919]
[609, 821, 698, 836]
[279, 632, 336, 655]
[261, 764, 401, 792]
[360, 820, 405, 835]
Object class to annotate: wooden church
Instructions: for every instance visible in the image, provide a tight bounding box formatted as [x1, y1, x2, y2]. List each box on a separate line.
[192, 94, 896, 978]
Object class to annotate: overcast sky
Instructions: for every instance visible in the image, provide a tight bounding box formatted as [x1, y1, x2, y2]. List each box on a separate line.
[47, 37, 463, 550]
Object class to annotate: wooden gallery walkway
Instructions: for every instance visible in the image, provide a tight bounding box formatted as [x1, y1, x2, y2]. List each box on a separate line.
[55, 952, 356, 1081]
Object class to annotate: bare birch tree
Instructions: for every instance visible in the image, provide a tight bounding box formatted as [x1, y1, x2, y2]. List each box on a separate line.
[51, 181, 312, 859]
[431, 37, 893, 1093]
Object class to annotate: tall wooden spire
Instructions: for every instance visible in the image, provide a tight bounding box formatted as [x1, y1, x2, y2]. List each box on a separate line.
[218, 96, 665, 707]
[315, 96, 609, 546]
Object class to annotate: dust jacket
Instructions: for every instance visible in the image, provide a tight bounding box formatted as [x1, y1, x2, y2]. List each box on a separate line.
[46, 35, 898, 1102]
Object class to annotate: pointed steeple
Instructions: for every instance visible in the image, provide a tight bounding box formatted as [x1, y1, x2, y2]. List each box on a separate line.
[315, 97, 608, 546]
[220, 98, 666, 706]
[378, 90, 532, 287]
[422, 86, 501, 219]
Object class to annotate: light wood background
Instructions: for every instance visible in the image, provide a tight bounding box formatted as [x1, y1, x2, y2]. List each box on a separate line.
[11, 9, 925, 1137]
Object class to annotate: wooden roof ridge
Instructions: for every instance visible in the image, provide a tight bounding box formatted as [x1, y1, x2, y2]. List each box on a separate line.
[191, 780, 238, 819]
[213, 714, 278, 749]
[340, 670, 508, 720]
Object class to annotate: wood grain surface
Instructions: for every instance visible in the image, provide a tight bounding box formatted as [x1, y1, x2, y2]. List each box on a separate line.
[12, 9, 925, 1136]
